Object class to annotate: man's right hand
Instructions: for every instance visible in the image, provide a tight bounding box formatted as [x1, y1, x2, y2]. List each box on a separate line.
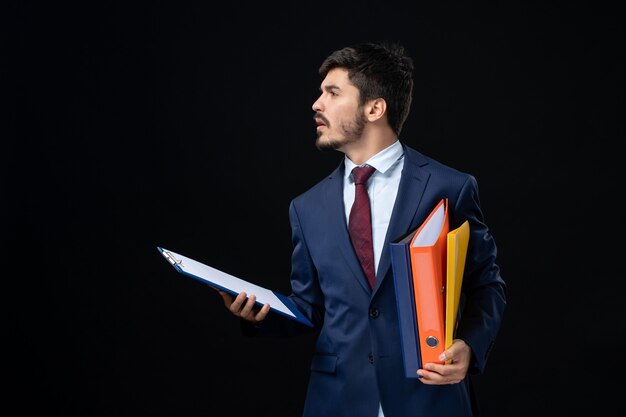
[217, 290, 270, 324]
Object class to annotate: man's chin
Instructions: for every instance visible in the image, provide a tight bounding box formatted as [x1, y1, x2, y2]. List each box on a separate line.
[315, 136, 342, 152]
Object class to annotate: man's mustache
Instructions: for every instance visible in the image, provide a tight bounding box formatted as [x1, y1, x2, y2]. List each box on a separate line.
[314, 113, 330, 127]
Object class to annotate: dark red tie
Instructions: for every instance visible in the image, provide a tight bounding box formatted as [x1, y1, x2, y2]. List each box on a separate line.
[349, 165, 377, 288]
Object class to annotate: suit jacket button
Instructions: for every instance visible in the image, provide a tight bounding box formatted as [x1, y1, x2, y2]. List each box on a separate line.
[369, 308, 379, 318]
[368, 353, 374, 364]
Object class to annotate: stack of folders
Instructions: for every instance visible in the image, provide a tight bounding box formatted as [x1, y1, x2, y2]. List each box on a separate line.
[390, 198, 470, 378]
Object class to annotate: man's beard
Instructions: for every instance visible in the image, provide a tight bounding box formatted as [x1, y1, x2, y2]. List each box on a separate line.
[315, 111, 367, 152]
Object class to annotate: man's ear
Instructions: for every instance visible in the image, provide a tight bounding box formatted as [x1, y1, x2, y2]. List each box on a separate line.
[365, 98, 387, 122]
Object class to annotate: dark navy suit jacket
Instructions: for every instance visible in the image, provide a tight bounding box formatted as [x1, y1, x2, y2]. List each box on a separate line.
[248, 143, 506, 417]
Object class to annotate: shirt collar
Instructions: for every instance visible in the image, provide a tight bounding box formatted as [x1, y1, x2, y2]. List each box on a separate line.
[344, 140, 404, 180]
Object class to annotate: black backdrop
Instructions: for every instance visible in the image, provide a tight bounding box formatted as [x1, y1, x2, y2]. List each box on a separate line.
[5, 1, 625, 416]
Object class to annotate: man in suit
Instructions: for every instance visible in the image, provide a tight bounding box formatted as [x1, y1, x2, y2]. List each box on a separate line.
[218, 40, 507, 417]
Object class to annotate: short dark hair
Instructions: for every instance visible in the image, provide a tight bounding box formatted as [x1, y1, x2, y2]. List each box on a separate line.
[319, 40, 414, 136]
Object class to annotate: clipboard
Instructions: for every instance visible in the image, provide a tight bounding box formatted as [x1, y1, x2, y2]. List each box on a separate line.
[157, 246, 313, 328]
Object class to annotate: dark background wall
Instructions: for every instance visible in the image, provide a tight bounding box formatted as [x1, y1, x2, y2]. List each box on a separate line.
[5, 1, 624, 416]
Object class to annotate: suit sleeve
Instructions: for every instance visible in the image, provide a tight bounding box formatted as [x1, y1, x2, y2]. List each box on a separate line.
[286, 199, 325, 328]
[452, 175, 507, 374]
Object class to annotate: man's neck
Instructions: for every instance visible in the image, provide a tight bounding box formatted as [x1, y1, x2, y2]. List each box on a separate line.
[342, 129, 397, 165]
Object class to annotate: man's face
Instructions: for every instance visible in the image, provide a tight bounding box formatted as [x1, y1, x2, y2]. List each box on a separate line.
[312, 68, 367, 152]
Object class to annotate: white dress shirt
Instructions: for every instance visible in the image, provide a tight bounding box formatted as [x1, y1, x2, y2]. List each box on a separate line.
[343, 140, 404, 417]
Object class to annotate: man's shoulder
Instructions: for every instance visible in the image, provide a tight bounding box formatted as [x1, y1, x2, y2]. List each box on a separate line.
[290, 162, 343, 208]
[293, 172, 339, 201]
[402, 143, 473, 179]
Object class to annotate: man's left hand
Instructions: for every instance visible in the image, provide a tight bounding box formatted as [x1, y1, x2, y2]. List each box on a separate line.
[416, 339, 472, 384]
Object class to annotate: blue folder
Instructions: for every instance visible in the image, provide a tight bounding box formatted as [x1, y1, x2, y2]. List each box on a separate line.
[157, 246, 313, 328]
[390, 232, 423, 378]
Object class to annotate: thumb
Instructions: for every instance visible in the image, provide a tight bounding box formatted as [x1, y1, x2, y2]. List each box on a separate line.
[439, 339, 467, 362]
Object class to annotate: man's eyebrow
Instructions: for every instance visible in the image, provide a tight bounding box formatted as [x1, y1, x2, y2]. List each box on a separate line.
[320, 84, 340, 92]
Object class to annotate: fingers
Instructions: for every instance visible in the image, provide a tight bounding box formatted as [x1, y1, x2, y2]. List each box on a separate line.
[255, 302, 271, 322]
[416, 362, 465, 385]
[228, 292, 249, 316]
[243, 295, 270, 323]
[446, 339, 470, 362]
[239, 293, 257, 318]
[222, 291, 269, 324]
[416, 346, 470, 385]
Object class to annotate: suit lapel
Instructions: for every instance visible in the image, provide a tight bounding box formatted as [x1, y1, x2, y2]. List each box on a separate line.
[373, 145, 431, 294]
[325, 161, 373, 295]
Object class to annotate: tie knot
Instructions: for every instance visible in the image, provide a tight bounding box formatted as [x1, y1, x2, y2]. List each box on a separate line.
[352, 165, 376, 185]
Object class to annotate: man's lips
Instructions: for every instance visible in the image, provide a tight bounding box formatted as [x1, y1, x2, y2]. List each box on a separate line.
[314, 117, 328, 130]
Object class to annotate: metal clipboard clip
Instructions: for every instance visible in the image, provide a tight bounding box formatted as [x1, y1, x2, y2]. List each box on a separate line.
[162, 250, 184, 267]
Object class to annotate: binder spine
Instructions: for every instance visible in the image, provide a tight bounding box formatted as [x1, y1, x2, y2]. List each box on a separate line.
[391, 242, 422, 378]
[410, 246, 446, 365]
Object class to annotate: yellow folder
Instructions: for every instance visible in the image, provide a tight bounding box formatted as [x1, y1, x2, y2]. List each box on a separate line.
[444, 220, 470, 363]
